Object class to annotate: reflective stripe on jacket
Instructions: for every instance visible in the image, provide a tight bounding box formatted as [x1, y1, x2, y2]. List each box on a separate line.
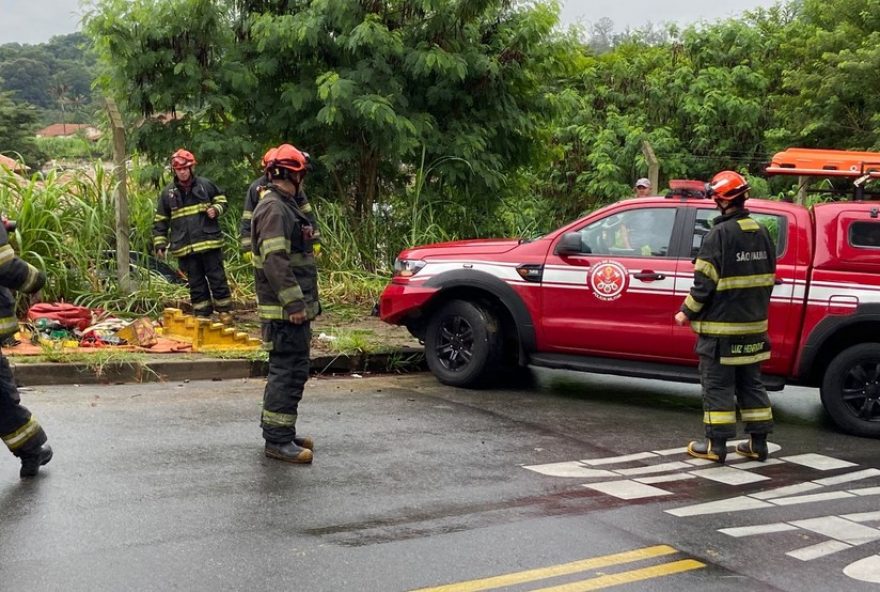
[681, 209, 776, 363]
[251, 186, 320, 321]
[152, 176, 228, 257]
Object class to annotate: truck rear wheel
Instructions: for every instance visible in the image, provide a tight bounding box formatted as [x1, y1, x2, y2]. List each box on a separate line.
[821, 343, 880, 438]
[425, 299, 501, 388]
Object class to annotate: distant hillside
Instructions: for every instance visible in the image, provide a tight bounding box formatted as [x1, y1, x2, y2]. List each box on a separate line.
[0, 32, 97, 125]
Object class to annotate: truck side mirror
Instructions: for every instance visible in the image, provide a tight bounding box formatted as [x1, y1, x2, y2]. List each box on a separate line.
[557, 232, 588, 256]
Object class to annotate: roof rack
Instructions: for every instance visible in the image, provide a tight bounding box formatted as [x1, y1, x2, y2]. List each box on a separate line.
[766, 148, 880, 201]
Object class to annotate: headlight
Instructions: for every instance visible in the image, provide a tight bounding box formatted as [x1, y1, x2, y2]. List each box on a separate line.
[393, 258, 426, 278]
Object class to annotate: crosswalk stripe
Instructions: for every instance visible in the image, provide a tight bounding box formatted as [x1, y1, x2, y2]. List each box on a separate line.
[529, 560, 706, 591]
[409, 545, 680, 592]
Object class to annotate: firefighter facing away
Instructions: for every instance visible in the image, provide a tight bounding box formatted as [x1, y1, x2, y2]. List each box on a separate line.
[0, 222, 51, 477]
[240, 147, 320, 259]
[675, 171, 776, 463]
[153, 149, 233, 319]
[251, 144, 320, 463]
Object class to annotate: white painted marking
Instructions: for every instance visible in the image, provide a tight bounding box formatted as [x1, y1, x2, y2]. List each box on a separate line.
[736, 459, 785, 470]
[849, 486, 880, 497]
[615, 461, 694, 476]
[719, 523, 798, 537]
[684, 458, 718, 467]
[635, 473, 697, 484]
[581, 452, 657, 466]
[813, 468, 880, 486]
[787, 540, 852, 561]
[844, 554, 880, 583]
[666, 496, 772, 517]
[780, 454, 858, 471]
[750, 482, 824, 500]
[769, 491, 856, 506]
[842, 511, 880, 524]
[689, 466, 771, 485]
[652, 446, 688, 456]
[582, 480, 673, 500]
[790, 516, 880, 546]
[522, 462, 617, 479]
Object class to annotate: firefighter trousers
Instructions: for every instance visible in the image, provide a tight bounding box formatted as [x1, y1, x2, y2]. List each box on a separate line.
[698, 338, 774, 439]
[0, 355, 47, 457]
[261, 321, 311, 444]
[178, 249, 232, 317]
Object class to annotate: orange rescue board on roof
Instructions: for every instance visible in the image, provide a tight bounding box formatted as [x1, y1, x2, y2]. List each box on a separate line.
[767, 147, 880, 177]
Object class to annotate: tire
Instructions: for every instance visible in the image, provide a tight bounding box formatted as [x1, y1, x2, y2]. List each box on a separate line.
[820, 343, 880, 438]
[425, 299, 501, 388]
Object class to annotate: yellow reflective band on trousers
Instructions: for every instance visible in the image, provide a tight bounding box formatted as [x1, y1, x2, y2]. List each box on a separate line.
[684, 294, 704, 313]
[261, 409, 296, 427]
[720, 351, 772, 365]
[716, 273, 775, 291]
[740, 407, 773, 422]
[192, 299, 212, 311]
[691, 319, 768, 336]
[694, 259, 719, 283]
[703, 410, 737, 425]
[2, 416, 41, 451]
[737, 218, 760, 231]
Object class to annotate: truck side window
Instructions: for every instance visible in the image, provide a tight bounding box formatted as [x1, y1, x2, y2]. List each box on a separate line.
[850, 221, 880, 249]
[578, 208, 676, 257]
[691, 210, 787, 258]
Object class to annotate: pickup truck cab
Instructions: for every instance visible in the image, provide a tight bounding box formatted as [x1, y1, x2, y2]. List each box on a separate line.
[379, 149, 880, 438]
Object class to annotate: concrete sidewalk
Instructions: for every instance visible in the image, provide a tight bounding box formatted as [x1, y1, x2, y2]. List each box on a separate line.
[10, 347, 425, 386]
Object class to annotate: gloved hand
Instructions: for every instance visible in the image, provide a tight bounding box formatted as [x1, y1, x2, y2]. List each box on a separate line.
[243, 251, 253, 263]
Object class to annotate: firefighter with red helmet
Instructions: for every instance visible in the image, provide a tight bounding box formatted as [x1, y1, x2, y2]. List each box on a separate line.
[239, 147, 319, 259]
[152, 149, 233, 319]
[0, 221, 51, 477]
[675, 171, 777, 463]
[251, 143, 320, 463]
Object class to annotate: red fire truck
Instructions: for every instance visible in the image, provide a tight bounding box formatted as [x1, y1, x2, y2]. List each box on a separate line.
[379, 148, 880, 438]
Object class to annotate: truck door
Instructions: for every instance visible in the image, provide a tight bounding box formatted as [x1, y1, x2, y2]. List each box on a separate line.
[672, 207, 799, 374]
[541, 206, 683, 358]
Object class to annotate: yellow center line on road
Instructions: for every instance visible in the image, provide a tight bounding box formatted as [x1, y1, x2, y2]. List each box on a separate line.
[529, 559, 706, 592]
[409, 545, 681, 592]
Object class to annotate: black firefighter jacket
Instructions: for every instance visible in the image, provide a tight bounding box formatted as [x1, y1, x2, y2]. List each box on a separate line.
[152, 176, 228, 257]
[680, 209, 777, 365]
[0, 225, 46, 336]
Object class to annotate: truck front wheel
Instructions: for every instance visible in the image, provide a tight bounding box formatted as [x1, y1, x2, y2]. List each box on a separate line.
[821, 343, 880, 438]
[425, 299, 501, 388]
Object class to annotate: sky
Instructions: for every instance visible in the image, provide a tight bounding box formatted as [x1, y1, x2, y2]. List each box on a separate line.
[0, 0, 780, 45]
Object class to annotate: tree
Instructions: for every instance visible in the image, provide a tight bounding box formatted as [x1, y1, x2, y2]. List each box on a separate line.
[0, 91, 47, 169]
[85, 0, 569, 224]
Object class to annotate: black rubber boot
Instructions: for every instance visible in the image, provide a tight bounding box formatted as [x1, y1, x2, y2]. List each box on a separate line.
[687, 438, 727, 464]
[20, 444, 53, 478]
[294, 436, 314, 451]
[265, 441, 313, 464]
[736, 433, 769, 461]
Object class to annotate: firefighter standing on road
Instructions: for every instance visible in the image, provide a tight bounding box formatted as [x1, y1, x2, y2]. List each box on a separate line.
[240, 147, 319, 259]
[675, 171, 777, 464]
[153, 149, 233, 320]
[251, 144, 320, 464]
[0, 221, 51, 478]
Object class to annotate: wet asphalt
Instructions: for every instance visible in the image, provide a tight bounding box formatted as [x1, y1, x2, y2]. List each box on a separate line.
[1, 370, 879, 592]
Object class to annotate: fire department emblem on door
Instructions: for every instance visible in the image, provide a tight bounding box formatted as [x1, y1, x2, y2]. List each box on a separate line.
[589, 261, 628, 301]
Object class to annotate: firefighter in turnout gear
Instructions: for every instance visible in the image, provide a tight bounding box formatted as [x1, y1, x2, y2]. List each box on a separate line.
[675, 171, 776, 463]
[240, 147, 320, 259]
[251, 144, 320, 463]
[0, 222, 52, 478]
[153, 149, 233, 319]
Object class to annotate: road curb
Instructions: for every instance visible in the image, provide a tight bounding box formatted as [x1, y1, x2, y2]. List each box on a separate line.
[10, 348, 426, 386]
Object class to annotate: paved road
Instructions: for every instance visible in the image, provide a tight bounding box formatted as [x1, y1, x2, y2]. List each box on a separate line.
[1, 370, 879, 591]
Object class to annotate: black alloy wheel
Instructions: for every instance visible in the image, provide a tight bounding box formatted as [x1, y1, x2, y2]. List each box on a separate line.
[435, 314, 475, 372]
[425, 299, 501, 388]
[821, 343, 880, 438]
